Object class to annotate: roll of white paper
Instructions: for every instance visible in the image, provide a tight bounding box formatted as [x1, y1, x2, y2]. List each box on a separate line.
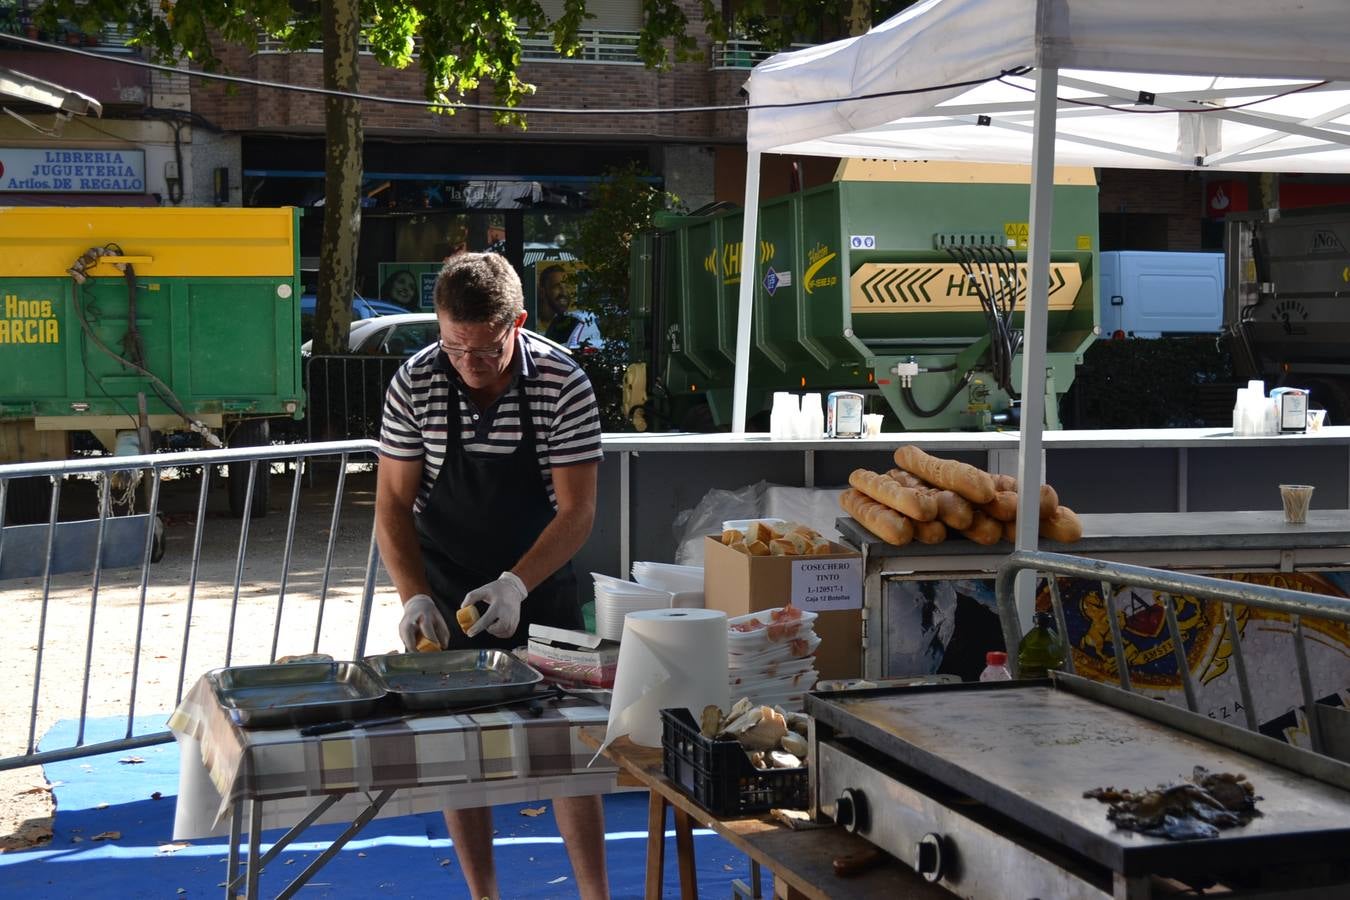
[598, 608, 728, 751]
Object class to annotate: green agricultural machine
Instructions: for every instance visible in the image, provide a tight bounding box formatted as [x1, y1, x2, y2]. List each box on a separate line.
[627, 161, 1100, 432]
[0, 206, 305, 520]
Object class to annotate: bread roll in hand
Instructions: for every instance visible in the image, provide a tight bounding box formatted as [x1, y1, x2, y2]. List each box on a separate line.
[456, 603, 482, 635]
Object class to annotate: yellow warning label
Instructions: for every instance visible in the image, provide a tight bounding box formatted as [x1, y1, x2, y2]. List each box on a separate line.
[850, 262, 1082, 313]
[1003, 222, 1030, 249]
[0, 294, 60, 344]
[1076, 234, 1092, 251]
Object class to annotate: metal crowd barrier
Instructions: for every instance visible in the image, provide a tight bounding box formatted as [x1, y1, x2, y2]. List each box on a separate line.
[301, 354, 404, 444]
[995, 550, 1350, 758]
[0, 440, 384, 771]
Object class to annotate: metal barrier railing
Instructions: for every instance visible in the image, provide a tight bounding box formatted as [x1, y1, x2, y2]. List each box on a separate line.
[995, 550, 1350, 757]
[0, 440, 384, 771]
[301, 354, 404, 444]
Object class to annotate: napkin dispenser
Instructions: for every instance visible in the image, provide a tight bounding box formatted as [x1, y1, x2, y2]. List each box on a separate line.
[1271, 387, 1309, 433]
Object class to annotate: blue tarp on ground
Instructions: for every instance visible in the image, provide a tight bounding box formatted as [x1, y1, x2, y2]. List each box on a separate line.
[1, 716, 748, 898]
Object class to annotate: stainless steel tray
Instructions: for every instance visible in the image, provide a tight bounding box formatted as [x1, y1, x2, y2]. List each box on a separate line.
[208, 661, 386, 728]
[365, 649, 544, 711]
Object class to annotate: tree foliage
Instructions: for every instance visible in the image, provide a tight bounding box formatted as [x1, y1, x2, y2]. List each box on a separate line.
[32, 0, 909, 355]
[569, 163, 679, 430]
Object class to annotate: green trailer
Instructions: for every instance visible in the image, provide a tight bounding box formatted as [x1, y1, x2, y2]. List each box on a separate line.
[0, 206, 305, 518]
[628, 161, 1099, 431]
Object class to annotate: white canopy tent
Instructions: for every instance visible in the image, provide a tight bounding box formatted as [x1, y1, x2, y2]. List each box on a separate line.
[734, 0, 1350, 631]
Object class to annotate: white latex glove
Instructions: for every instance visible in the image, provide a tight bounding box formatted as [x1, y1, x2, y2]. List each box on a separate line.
[399, 593, 450, 652]
[462, 572, 528, 639]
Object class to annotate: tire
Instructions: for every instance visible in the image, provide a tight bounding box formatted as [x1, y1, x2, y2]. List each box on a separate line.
[227, 419, 271, 519]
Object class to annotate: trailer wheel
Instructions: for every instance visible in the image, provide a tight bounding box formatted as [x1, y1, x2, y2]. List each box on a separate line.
[227, 419, 271, 519]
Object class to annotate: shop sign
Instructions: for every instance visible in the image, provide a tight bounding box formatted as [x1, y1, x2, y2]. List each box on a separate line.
[0, 147, 146, 193]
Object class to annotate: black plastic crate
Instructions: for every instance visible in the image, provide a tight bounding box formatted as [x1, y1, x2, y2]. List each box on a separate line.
[660, 707, 808, 817]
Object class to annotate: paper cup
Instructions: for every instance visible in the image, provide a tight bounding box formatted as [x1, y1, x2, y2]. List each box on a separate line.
[863, 414, 884, 437]
[1309, 409, 1327, 432]
[1280, 484, 1314, 524]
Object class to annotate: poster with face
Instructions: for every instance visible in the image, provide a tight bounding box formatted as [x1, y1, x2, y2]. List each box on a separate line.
[536, 263, 576, 326]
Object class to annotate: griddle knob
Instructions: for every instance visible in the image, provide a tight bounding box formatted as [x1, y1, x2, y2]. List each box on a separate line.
[915, 833, 946, 882]
[834, 788, 868, 834]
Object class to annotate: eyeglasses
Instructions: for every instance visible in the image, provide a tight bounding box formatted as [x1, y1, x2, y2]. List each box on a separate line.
[439, 325, 515, 361]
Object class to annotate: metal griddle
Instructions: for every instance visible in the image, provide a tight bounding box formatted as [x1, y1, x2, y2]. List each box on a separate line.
[807, 676, 1350, 896]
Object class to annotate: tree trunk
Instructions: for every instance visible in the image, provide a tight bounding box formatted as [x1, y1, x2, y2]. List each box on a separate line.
[312, 0, 363, 356]
[845, 0, 872, 37]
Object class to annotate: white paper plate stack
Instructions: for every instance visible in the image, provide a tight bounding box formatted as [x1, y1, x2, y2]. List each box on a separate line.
[725, 607, 821, 712]
[592, 572, 674, 642]
[632, 561, 705, 609]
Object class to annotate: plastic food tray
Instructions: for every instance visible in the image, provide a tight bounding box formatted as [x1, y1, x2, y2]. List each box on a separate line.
[365, 649, 544, 711]
[208, 661, 386, 728]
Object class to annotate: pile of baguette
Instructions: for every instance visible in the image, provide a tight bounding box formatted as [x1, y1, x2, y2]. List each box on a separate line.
[720, 520, 833, 556]
[840, 445, 1083, 547]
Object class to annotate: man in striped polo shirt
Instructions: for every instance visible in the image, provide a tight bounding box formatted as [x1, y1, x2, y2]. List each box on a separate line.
[375, 252, 608, 898]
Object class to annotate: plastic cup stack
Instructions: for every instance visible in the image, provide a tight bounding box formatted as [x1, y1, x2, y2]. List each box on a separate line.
[770, 392, 799, 440]
[800, 393, 824, 440]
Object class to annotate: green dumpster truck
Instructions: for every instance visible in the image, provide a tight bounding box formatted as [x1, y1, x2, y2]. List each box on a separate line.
[0, 206, 305, 519]
[626, 161, 1100, 432]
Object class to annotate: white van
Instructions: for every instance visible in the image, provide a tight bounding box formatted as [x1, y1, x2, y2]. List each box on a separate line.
[1098, 251, 1224, 338]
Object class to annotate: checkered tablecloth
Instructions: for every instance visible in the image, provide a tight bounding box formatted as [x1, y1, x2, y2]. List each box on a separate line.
[169, 674, 617, 839]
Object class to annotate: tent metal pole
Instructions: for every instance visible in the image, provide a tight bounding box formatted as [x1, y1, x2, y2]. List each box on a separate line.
[732, 151, 762, 434]
[1013, 65, 1060, 639]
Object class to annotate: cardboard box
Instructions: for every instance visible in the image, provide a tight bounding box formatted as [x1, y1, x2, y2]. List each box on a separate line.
[702, 536, 863, 679]
[527, 624, 619, 689]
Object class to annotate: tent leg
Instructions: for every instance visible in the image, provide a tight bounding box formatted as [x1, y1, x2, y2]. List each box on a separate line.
[1011, 65, 1060, 646]
[732, 152, 762, 434]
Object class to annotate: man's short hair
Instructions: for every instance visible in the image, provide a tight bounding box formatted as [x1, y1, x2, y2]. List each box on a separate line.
[433, 252, 523, 327]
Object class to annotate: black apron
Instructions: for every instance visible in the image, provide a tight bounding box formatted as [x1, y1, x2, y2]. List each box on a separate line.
[415, 372, 582, 650]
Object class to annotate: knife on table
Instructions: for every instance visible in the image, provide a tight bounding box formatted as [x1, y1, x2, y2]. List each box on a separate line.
[299, 686, 569, 737]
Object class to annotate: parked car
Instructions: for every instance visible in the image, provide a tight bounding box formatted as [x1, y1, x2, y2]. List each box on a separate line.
[300, 313, 573, 358]
[299, 295, 410, 343]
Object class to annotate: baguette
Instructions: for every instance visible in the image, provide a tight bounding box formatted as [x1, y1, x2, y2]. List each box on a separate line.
[981, 490, 1019, 522]
[888, 469, 974, 530]
[746, 539, 771, 556]
[746, 522, 774, 544]
[894, 446, 997, 504]
[849, 468, 938, 522]
[1041, 505, 1084, 543]
[840, 488, 914, 546]
[721, 528, 745, 545]
[416, 635, 442, 653]
[959, 510, 1004, 545]
[912, 518, 948, 545]
[1002, 518, 1017, 544]
[989, 473, 1061, 519]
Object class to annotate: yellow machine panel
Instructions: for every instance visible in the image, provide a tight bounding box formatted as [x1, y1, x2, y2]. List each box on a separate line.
[0, 207, 298, 278]
[850, 262, 1083, 313]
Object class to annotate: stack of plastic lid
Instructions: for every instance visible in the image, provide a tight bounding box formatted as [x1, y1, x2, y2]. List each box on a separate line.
[726, 605, 820, 711]
[591, 573, 673, 642]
